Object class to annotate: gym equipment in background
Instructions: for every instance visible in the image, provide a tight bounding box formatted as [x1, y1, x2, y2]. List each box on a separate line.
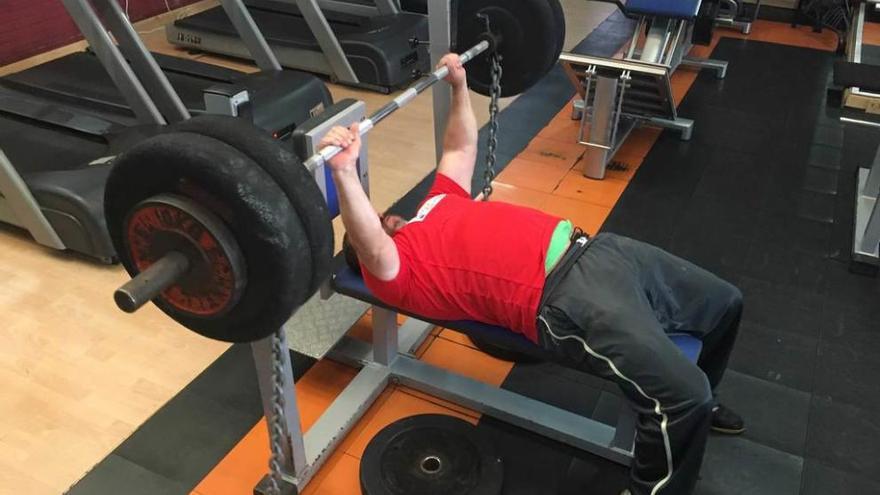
[715, 0, 762, 34]
[167, 0, 433, 93]
[561, 0, 729, 180]
[0, 0, 330, 263]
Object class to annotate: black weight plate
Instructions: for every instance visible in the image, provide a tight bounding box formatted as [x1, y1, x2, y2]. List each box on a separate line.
[170, 115, 334, 296]
[105, 132, 310, 343]
[468, 335, 543, 364]
[361, 414, 503, 495]
[455, 0, 565, 97]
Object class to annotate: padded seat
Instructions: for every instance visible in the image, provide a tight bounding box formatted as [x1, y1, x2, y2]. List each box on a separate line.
[332, 266, 703, 364]
[625, 0, 703, 19]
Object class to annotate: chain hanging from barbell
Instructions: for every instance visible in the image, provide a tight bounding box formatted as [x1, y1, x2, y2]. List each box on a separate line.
[267, 328, 287, 495]
[481, 52, 503, 201]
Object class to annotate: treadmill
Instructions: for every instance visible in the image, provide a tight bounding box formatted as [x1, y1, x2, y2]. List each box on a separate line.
[0, 0, 331, 263]
[168, 0, 432, 93]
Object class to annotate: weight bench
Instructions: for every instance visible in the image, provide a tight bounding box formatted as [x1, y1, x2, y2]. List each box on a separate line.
[329, 265, 703, 469]
[564, 0, 728, 179]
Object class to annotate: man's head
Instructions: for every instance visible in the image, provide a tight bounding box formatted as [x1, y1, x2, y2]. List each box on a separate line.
[342, 214, 408, 275]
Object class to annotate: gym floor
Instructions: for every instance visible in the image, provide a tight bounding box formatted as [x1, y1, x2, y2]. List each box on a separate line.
[2, 1, 879, 494]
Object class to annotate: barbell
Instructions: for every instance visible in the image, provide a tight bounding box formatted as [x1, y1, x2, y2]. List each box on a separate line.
[106, 0, 566, 343]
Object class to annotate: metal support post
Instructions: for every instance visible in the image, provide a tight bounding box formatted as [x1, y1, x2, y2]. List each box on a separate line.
[581, 74, 623, 179]
[0, 149, 65, 250]
[218, 0, 283, 72]
[60, 0, 165, 125]
[294, 0, 359, 84]
[857, 145, 880, 259]
[252, 333, 307, 478]
[372, 307, 400, 366]
[92, 0, 190, 123]
[428, 0, 453, 162]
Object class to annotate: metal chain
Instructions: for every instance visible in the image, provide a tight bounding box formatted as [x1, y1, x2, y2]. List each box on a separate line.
[482, 52, 503, 201]
[267, 328, 287, 495]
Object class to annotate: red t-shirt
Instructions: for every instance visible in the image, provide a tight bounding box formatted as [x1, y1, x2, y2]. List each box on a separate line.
[361, 173, 562, 343]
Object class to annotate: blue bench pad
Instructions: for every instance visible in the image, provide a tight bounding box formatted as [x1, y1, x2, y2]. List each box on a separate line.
[625, 0, 703, 19]
[332, 266, 702, 363]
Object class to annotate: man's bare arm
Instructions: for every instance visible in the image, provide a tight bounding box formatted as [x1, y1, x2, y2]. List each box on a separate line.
[436, 54, 478, 195]
[322, 124, 400, 281]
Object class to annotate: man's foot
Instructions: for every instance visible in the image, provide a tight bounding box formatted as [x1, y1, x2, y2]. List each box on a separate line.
[712, 403, 745, 434]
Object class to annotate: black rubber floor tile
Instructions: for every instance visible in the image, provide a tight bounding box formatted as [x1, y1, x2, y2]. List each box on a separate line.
[801, 458, 880, 495]
[669, 229, 751, 282]
[752, 211, 832, 256]
[728, 321, 818, 392]
[112, 389, 257, 486]
[692, 147, 770, 210]
[811, 124, 844, 149]
[66, 454, 188, 495]
[821, 299, 880, 339]
[695, 436, 803, 495]
[691, 105, 777, 155]
[182, 344, 262, 416]
[501, 362, 605, 417]
[805, 395, 880, 482]
[715, 370, 811, 456]
[736, 276, 825, 338]
[821, 258, 880, 310]
[802, 165, 840, 194]
[807, 144, 842, 170]
[740, 243, 830, 294]
[684, 193, 759, 239]
[813, 330, 880, 413]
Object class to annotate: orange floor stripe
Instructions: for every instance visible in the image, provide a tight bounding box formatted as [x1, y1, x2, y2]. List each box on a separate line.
[192, 19, 842, 494]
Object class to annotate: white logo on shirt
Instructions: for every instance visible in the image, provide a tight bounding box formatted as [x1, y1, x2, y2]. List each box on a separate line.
[409, 194, 446, 223]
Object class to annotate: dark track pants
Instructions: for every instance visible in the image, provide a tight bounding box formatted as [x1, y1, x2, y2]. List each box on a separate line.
[536, 233, 743, 495]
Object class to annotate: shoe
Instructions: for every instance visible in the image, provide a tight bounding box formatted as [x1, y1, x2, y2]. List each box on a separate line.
[620, 490, 632, 495]
[712, 403, 745, 434]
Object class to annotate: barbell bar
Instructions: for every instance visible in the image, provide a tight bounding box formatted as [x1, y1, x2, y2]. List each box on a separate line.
[304, 40, 491, 173]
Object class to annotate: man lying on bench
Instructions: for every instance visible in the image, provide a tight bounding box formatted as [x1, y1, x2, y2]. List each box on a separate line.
[321, 53, 744, 495]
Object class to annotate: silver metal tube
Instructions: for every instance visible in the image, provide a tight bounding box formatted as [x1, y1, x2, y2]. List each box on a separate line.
[60, 0, 165, 125]
[114, 252, 190, 313]
[429, 0, 453, 163]
[296, 0, 359, 83]
[219, 0, 283, 71]
[303, 41, 490, 172]
[0, 148, 65, 250]
[94, 0, 191, 123]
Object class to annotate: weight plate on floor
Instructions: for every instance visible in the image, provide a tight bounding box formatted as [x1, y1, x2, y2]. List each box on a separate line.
[105, 132, 312, 342]
[360, 414, 504, 495]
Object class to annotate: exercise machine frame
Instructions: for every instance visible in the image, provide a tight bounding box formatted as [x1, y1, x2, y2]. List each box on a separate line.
[564, 8, 728, 180]
[167, 0, 423, 93]
[843, 116, 880, 267]
[0, 0, 307, 261]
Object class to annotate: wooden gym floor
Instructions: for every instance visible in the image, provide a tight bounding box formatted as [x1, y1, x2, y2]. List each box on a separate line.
[2, 2, 879, 495]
